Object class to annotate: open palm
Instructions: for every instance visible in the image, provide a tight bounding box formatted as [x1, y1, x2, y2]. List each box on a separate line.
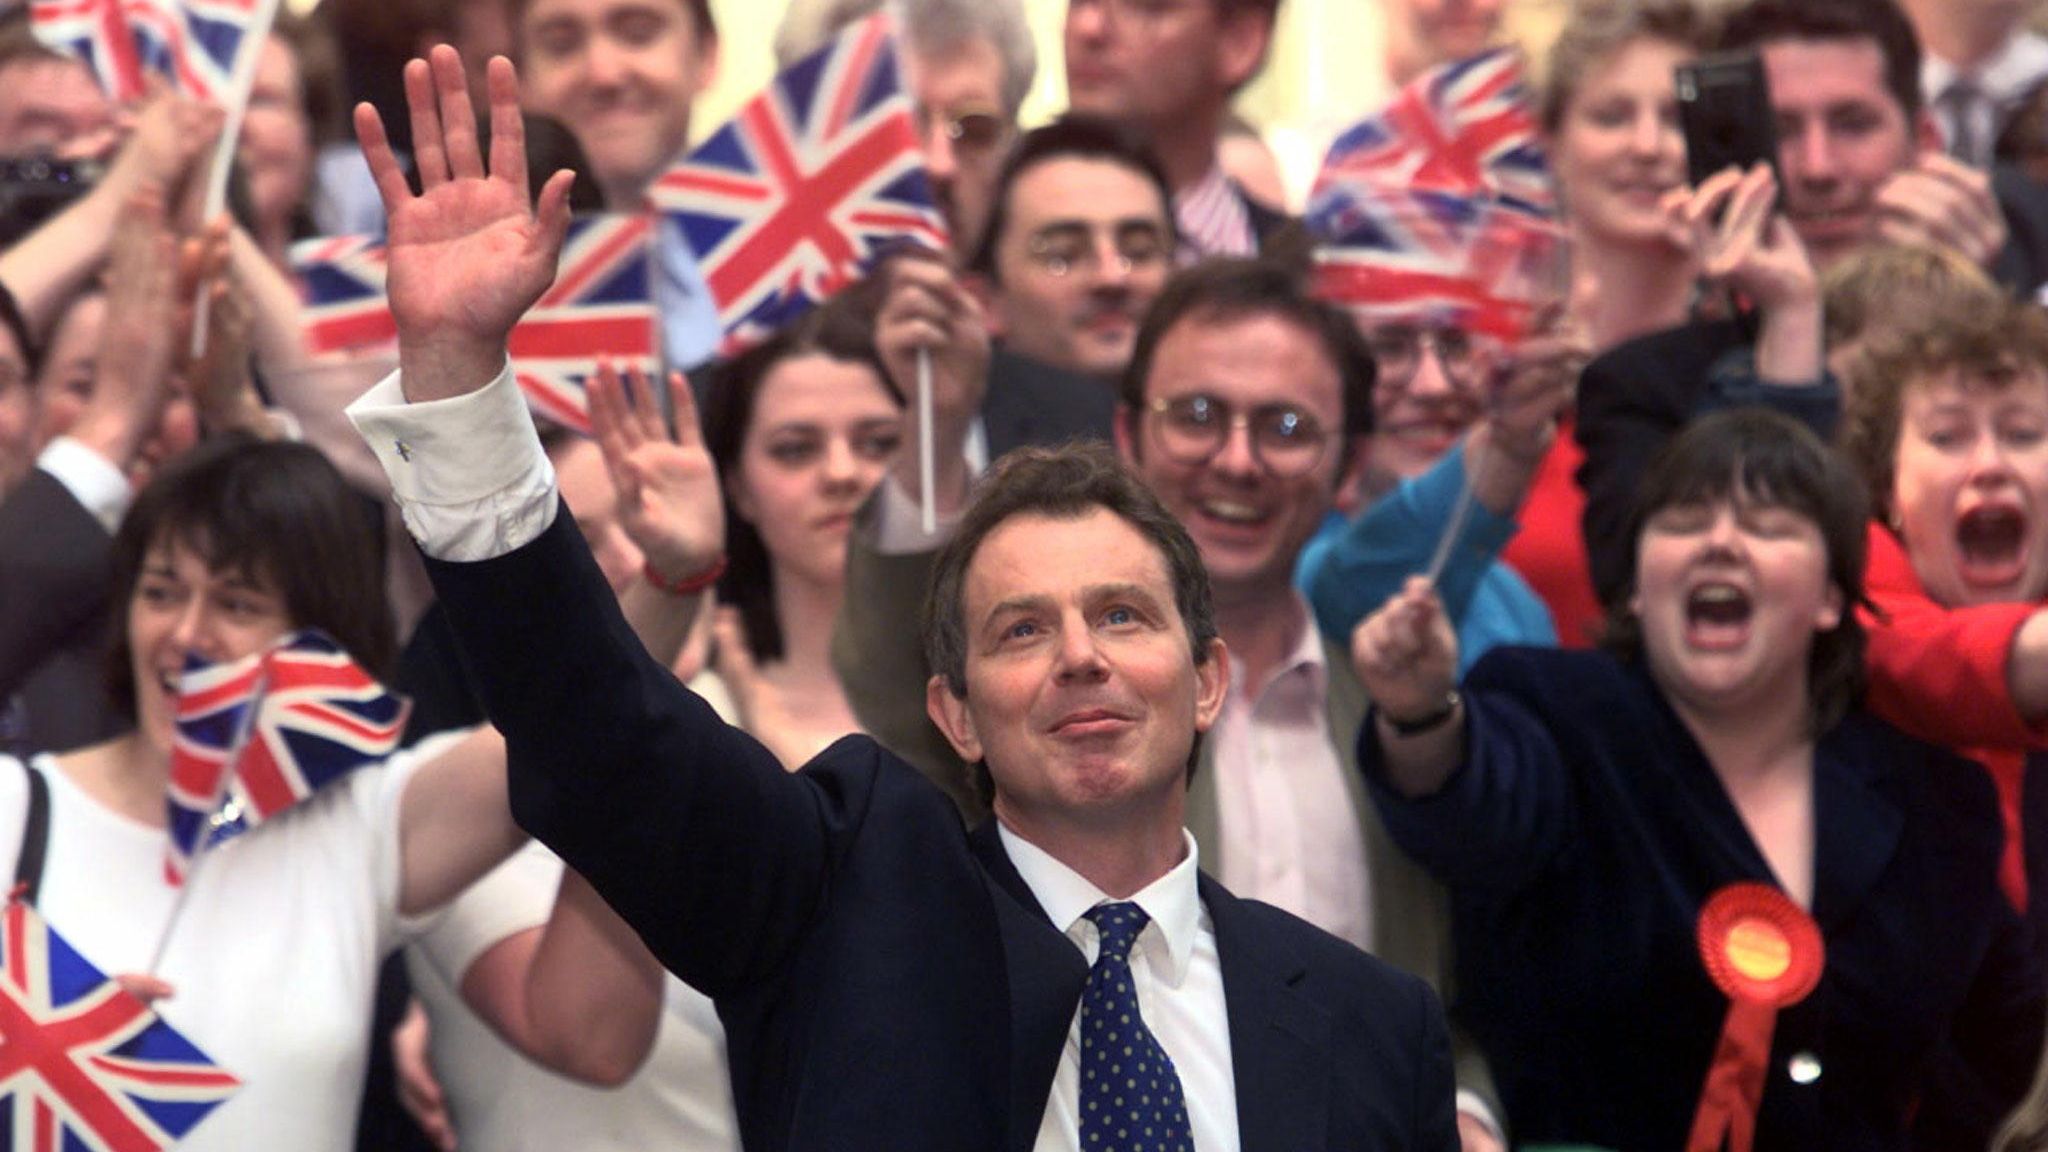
[355, 47, 574, 399]
[588, 361, 726, 581]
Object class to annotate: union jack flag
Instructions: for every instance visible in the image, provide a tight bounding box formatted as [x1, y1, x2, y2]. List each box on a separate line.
[651, 11, 947, 355]
[28, 0, 262, 103]
[289, 216, 657, 433]
[164, 631, 409, 884]
[0, 899, 239, 1152]
[1308, 182, 1566, 344]
[1316, 46, 1554, 216]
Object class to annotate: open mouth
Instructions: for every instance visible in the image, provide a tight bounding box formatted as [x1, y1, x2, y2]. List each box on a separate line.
[1684, 582, 1752, 650]
[1956, 505, 2029, 587]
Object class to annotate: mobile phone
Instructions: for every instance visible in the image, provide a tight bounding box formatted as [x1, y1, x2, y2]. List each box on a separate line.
[1675, 52, 1780, 189]
[0, 156, 100, 248]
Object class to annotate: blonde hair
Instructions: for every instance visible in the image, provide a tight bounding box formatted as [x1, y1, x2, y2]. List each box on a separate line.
[1538, 0, 1716, 134]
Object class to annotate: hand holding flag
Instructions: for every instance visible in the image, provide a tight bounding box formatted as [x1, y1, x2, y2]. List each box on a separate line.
[0, 898, 239, 1151]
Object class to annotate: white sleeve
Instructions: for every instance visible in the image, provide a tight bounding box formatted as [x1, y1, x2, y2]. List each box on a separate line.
[410, 840, 563, 989]
[344, 364, 559, 561]
[36, 438, 132, 534]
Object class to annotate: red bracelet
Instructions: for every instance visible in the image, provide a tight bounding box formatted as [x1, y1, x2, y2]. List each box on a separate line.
[643, 554, 727, 596]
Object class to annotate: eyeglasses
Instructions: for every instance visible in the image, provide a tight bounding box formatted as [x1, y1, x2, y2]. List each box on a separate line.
[1363, 325, 1486, 392]
[1024, 223, 1171, 278]
[917, 105, 1011, 156]
[1146, 394, 1334, 477]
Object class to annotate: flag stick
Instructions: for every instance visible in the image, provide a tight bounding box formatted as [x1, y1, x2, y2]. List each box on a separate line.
[188, 0, 284, 361]
[146, 655, 272, 977]
[1421, 440, 1481, 588]
[917, 346, 936, 534]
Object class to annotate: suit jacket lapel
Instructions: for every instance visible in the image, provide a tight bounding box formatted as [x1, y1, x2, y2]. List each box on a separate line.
[1205, 874, 1331, 1152]
[1810, 726, 1904, 933]
[968, 821, 1090, 1152]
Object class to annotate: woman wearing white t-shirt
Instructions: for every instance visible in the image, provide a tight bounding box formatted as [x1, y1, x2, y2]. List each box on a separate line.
[0, 434, 663, 1150]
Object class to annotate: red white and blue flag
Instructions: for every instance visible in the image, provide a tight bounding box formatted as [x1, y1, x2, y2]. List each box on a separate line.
[28, 0, 261, 103]
[1308, 48, 1564, 343]
[651, 11, 946, 355]
[1307, 184, 1565, 342]
[511, 214, 659, 434]
[290, 216, 657, 433]
[164, 631, 408, 884]
[289, 233, 395, 357]
[1314, 46, 1554, 213]
[0, 899, 239, 1151]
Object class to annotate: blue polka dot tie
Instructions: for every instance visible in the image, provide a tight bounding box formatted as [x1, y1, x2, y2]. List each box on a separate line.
[1079, 902, 1194, 1152]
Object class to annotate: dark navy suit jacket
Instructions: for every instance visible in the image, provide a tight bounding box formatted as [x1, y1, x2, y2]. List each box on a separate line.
[424, 508, 1458, 1152]
[0, 468, 122, 756]
[1362, 646, 2044, 1151]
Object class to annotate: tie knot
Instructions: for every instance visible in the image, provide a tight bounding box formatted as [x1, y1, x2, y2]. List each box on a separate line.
[1085, 901, 1150, 963]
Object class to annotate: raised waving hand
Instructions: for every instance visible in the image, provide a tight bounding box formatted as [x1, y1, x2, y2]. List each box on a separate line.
[354, 46, 575, 401]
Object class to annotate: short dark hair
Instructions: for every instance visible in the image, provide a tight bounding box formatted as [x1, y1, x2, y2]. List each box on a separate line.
[1120, 257, 1376, 468]
[1717, 0, 1922, 122]
[106, 435, 395, 719]
[924, 441, 1216, 699]
[1600, 408, 1869, 735]
[966, 114, 1176, 282]
[1838, 298, 2048, 526]
[701, 276, 900, 664]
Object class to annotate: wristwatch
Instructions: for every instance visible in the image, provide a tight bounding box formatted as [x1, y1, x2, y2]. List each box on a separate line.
[1382, 690, 1462, 737]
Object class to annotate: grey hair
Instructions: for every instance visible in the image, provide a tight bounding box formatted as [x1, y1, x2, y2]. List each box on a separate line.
[773, 0, 1038, 119]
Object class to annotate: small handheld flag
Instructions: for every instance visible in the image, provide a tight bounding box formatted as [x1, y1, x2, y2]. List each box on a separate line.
[0, 898, 240, 1151]
[650, 11, 947, 356]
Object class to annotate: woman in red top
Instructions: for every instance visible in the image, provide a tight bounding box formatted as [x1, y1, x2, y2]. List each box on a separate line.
[1841, 292, 2048, 958]
[1504, 0, 1715, 644]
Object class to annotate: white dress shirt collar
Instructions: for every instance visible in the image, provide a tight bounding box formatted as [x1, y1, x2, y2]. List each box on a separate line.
[996, 823, 1204, 985]
[1924, 30, 2048, 106]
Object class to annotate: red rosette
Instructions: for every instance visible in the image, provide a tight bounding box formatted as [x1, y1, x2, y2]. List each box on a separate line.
[1696, 882, 1824, 1009]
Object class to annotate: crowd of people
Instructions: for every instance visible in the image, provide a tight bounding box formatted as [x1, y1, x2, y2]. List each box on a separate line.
[7, 0, 2048, 1147]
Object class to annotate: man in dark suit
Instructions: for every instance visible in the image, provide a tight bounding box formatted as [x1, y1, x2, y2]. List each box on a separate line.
[347, 46, 1457, 1152]
[962, 115, 1178, 459]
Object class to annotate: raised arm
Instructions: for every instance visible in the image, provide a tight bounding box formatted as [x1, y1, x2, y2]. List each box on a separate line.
[1350, 576, 1467, 799]
[354, 47, 573, 402]
[351, 46, 850, 1000]
[586, 359, 725, 665]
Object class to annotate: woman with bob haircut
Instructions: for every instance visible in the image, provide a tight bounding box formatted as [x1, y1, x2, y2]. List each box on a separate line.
[0, 434, 662, 1150]
[699, 277, 904, 769]
[1352, 408, 2043, 1148]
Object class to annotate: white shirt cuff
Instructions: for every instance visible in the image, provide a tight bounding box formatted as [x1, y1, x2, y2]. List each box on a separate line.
[37, 437, 132, 534]
[345, 364, 558, 562]
[1456, 1089, 1505, 1145]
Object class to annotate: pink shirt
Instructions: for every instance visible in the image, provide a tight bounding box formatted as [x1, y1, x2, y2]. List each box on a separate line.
[1209, 597, 1373, 951]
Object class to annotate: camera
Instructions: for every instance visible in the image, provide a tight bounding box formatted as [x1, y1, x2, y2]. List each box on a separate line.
[0, 155, 102, 249]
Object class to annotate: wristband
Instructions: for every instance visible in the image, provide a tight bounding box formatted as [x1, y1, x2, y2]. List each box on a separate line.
[643, 554, 726, 596]
[1382, 690, 1461, 737]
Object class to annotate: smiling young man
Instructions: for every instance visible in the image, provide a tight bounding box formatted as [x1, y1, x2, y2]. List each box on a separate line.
[510, 0, 721, 367]
[1718, 0, 2048, 290]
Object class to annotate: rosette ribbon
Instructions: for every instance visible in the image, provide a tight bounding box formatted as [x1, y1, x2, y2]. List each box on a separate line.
[1685, 882, 1824, 1152]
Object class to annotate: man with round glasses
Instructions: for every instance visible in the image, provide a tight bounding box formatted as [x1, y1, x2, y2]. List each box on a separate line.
[836, 256, 1515, 1149]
